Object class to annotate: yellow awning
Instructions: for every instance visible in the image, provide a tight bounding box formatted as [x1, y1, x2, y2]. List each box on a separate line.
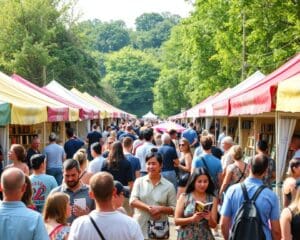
[82, 92, 111, 119]
[276, 73, 300, 113]
[70, 88, 104, 119]
[0, 72, 79, 124]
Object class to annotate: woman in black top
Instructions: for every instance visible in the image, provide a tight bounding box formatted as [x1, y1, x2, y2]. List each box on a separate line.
[101, 141, 133, 189]
[281, 181, 300, 240]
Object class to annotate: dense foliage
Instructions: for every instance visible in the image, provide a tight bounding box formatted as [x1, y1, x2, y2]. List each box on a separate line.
[0, 0, 299, 117]
[153, 0, 300, 117]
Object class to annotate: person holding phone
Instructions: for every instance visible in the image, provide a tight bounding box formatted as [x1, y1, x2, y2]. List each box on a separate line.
[174, 167, 218, 240]
[50, 159, 95, 223]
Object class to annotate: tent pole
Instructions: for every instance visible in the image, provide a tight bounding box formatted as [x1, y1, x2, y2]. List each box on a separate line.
[253, 117, 257, 159]
[275, 111, 280, 197]
[238, 117, 242, 146]
[43, 122, 46, 149]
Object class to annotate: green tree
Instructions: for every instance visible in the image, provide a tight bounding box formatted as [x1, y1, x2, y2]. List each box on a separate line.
[133, 12, 181, 49]
[95, 20, 130, 53]
[0, 0, 60, 85]
[0, 0, 104, 97]
[135, 13, 164, 31]
[153, 25, 191, 117]
[102, 47, 160, 117]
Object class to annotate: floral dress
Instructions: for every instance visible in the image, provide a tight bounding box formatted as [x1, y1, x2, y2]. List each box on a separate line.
[227, 163, 248, 186]
[49, 224, 70, 240]
[177, 193, 215, 240]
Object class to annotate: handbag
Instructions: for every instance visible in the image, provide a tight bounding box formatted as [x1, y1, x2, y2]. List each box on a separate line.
[177, 171, 190, 186]
[147, 219, 169, 239]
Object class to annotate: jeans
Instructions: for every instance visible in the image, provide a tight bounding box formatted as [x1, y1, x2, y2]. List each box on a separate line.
[46, 168, 63, 185]
[161, 170, 177, 191]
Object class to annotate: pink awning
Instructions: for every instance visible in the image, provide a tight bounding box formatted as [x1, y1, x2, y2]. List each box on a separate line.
[212, 71, 265, 116]
[10, 74, 69, 122]
[230, 53, 300, 116]
[198, 93, 220, 116]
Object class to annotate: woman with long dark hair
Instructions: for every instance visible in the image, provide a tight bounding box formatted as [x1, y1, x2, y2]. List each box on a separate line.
[101, 141, 133, 188]
[175, 167, 218, 240]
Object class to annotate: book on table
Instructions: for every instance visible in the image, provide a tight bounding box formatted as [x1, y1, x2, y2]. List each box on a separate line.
[195, 200, 213, 212]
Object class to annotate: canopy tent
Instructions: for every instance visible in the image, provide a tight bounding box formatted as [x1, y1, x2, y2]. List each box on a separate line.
[44, 80, 99, 119]
[168, 111, 187, 120]
[276, 73, 300, 113]
[0, 72, 57, 124]
[94, 96, 135, 119]
[3, 73, 71, 122]
[197, 93, 220, 117]
[11, 74, 79, 121]
[230, 53, 300, 116]
[0, 101, 10, 126]
[142, 111, 158, 120]
[167, 94, 219, 120]
[200, 88, 232, 117]
[70, 88, 109, 119]
[212, 71, 265, 116]
[275, 73, 300, 184]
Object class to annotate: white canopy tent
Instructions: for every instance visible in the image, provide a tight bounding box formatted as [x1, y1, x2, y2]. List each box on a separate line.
[142, 111, 158, 120]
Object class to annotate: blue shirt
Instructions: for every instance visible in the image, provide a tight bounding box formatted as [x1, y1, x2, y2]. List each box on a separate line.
[0, 201, 49, 240]
[29, 173, 58, 212]
[135, 142, 156, 172]
[220, 177, 280, 240]
[182, 128, 198, 145]
[158, 144, 178, 171]
[192, 153, 222, 185]
[43, 143, 65, 169]
[125, 153, 141, 180]
[193, 145, 203, 160]
[64, 138, 84, 159]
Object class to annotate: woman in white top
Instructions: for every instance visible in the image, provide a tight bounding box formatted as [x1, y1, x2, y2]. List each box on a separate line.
[130, 148, 176, 239]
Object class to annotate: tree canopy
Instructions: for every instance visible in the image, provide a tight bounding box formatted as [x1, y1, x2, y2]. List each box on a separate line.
[0, 0, 299, 118]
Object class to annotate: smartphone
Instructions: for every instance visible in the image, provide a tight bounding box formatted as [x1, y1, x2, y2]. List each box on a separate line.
[74, 198, 86, 209]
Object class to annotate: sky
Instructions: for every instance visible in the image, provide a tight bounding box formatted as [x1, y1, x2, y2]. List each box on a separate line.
[76, 0, 194, 28]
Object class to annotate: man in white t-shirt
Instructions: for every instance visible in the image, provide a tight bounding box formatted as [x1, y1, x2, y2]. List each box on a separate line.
[69, 172, 143, 240]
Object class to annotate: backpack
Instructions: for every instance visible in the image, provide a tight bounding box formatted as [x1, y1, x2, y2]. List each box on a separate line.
[229, 183, 266, 240]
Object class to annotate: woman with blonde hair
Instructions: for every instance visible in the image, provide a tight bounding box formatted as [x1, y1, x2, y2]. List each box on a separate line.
[6, 144, 29, 175]
[73, 148, 93, 185]
[177, 138, 193, 198]
[43, 192, 71, 240]
[280, 181, 300, 240]
[219, 145, 249, 202]
[282, 158, 300, 207]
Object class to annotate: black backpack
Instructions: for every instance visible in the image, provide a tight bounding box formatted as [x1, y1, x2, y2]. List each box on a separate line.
[229, 183, 266, 240]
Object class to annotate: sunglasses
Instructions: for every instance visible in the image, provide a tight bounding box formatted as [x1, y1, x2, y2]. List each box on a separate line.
[108, 142, 114, 145]
[179, 144, 186, 147]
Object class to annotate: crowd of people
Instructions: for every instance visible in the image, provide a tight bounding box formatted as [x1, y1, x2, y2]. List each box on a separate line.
[0, 120, 300, 240]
